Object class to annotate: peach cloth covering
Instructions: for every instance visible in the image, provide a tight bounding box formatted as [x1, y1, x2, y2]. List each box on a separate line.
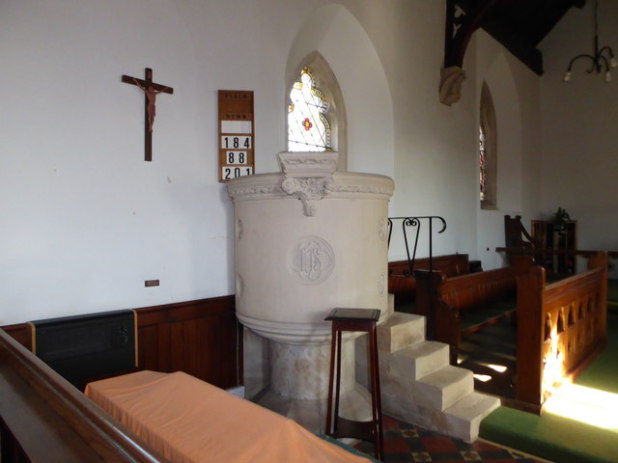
[85, 370, 371, 463]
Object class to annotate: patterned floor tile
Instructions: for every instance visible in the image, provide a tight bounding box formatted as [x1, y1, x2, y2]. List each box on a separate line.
[354, 416, 547, 463]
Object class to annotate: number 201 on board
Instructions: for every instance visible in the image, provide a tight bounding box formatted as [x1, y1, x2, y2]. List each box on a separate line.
[222, 166, 253, 180]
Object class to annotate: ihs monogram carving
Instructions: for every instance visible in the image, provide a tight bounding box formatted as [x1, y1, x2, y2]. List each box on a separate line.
[290, 236, 335, 284]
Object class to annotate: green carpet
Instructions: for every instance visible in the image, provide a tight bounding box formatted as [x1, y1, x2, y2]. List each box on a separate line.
[480, 311, 618, 463]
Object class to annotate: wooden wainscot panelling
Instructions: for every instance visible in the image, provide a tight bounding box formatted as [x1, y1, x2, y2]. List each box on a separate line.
[134, 296, 240, 390]
[1, 323, 32, 350]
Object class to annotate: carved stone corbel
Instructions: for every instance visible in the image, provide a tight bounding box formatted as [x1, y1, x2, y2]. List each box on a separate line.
[439, 66, 467, 106]
[441, 0, 497, 106]
[277, 152, 339, 216]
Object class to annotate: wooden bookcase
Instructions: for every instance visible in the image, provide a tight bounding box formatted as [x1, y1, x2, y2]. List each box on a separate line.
[531, 220, 577, 276]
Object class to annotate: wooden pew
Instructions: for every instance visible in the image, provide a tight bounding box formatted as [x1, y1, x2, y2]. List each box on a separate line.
[388, 254, 473, 307]
[0, 327, 169, 463]
[516, 251, 608, 412]
[414, 256, 534, 362]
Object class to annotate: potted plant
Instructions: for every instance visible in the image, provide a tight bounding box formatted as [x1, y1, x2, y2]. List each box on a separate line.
[553, 207, 571, 233]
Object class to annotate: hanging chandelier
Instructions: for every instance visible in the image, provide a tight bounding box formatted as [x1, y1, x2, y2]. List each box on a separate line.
[563, 0, 617, 83]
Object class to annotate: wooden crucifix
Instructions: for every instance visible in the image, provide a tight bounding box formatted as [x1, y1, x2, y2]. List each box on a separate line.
[122, 68, 174, 162]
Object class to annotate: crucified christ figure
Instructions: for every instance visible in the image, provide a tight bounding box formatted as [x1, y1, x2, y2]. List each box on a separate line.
[132, 78, 167, 132]
[121, 68, 174, 161]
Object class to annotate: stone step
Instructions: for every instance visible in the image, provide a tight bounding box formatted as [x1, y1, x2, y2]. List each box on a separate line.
[444, 391, 501, 443]
[388, 340, 449, 381]
[412, 365, 474, 411]
[357, 310, 498, 442]
[377, 312, 425, 353]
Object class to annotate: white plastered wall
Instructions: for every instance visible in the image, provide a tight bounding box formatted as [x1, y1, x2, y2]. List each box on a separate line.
[0, 0, 553, 325]
[285, 4, 395, 179]
[473, 30, 543, 270]
[539, 0, 618, 275]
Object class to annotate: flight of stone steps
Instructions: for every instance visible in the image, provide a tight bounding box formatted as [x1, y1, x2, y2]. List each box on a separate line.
[356, 310, 500, 442]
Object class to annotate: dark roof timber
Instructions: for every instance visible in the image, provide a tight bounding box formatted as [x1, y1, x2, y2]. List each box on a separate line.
[444, 0, 586, 76]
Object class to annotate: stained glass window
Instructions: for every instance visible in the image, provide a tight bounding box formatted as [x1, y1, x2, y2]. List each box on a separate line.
[479, 126, 487, 201]
[479, 81, 496, 208]
[288, 68, 331, 152]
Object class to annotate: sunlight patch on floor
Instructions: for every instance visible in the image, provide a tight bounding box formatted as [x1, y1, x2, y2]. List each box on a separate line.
[544, 383, 618, 431]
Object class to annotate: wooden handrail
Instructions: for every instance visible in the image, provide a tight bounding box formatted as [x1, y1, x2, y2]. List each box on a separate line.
[0, 328, 169, 463]
[497, 246, 618, 259]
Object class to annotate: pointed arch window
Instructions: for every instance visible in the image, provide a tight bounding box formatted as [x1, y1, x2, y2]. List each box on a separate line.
[286, 53, 346, 169]
[479, 82, 497, 209]
[288, 67, 331, 152]
[480, 126, 487, 200]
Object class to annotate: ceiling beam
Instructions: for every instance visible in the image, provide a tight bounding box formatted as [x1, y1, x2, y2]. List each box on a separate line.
[481, 22, 544, 75]
[443, 0, 499, 69]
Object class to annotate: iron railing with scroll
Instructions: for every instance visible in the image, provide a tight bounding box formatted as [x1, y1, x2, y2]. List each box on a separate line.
[387, 216, 447, 339]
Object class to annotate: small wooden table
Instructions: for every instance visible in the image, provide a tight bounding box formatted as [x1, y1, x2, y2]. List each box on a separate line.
[325, 308, 383, 460]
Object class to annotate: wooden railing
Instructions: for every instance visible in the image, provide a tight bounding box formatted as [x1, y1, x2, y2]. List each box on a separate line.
[516, 251, 608, 412]
[0, 327, 169, 463]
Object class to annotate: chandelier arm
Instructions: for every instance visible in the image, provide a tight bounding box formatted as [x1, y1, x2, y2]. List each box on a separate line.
[598, 54, 610, 73]
[567, 54, 597, 73]
[598, 45, 615, 59]
[563, 0, 615, 81]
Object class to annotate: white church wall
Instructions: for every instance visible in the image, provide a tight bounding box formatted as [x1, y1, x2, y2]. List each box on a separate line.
[1, 0, 228, 325]
[472, 31, 543, 271]
[0, 0, 300, 324]
[360, 0, 482, 262]
[0, 0, 549, 325]
[285, 4, 395, 179]
[539, 0, 618, 267]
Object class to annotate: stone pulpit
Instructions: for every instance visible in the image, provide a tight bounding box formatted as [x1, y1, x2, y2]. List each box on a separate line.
[227, 152, 394, 431]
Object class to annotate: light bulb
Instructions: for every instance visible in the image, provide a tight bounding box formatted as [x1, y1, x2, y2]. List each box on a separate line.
[563, 71, 572, 82]
[605, 71, 612, 82]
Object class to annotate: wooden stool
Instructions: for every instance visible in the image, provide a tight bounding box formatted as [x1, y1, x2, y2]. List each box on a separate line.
[325, 308, 383, 460]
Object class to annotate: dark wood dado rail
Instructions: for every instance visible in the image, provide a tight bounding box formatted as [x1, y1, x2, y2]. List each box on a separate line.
[2, 296, 240, 391]
[516, 251, 608, 412]
[0, 327, 169, 463]
[135, 295, 240, 389]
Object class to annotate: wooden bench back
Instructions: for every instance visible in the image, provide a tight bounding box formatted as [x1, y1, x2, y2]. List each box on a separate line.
[388, 254, 470, 304]
[388, 253, 470, 277]
[438, 255, 533, 313]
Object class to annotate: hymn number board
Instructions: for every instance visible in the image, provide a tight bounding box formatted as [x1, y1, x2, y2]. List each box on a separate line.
[218, 90, 255, 182]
